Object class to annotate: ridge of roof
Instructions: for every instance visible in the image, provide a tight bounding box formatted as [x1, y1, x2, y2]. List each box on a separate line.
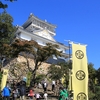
[22, 13, 56, 28]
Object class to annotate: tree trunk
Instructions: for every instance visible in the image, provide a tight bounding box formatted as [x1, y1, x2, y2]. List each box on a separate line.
[31, 62, 38, 86]
[25, 57, 31, 71]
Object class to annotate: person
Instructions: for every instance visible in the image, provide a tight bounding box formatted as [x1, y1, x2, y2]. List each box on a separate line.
[52, 80, 55, 91]
[38, 82, 42, 89]
[16, 82, 20, 98]
[41, 80, 44, 89]
[19, 82, 26, 100]
[12, 86, 19, 100]
[35, 93, 41, 100]
[54, 82, 59, 96]
[58, 87, 65, 100]
[6, 81, 11, 89]
[63, 89, 68, 100]
[2, 84, 11, 100]
[43, 82, 47, 92]
[28, 88, 35, 100]
[43, 92, 48, 100]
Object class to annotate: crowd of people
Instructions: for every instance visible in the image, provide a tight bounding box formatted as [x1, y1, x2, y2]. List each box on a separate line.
[1, 79, 69, 100]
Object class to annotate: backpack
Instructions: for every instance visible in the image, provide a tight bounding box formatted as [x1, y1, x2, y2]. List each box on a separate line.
[44, 83, 47, 87]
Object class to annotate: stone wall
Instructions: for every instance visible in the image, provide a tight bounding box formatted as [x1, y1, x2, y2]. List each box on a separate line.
[17, 55, 51, 74]
[2, 55, 51, 81]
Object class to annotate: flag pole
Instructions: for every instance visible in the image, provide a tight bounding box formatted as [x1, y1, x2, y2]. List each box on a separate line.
[64, 40, 73, 100]
[68, 40, 73, 100]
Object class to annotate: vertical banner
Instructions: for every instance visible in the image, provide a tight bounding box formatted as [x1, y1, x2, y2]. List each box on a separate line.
[1, 69, 9, 90]
[72, 43, 88, 100]
[61, 76, 65, 84]
[26, 72, 32, 87]
[68, 69, 72, 91]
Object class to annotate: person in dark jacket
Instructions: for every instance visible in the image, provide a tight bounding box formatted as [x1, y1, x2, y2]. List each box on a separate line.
[2, 85, 11, 100]
[19, 82, 26, 100]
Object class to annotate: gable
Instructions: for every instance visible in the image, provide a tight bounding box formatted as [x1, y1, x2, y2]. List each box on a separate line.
[34, 29, 55, 41]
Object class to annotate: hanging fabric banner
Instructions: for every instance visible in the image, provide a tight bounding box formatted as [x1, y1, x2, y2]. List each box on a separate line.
[1, 69, 9, 90]
[68, 69, 72, 91]
[72, 43, 88, 100]
[26, 72, 32, 87]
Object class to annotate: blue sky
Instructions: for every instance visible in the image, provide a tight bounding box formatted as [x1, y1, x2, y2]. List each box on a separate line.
[1, 0, 100, 69]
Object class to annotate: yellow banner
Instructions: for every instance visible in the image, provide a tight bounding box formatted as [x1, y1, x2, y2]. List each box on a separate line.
[26, 72, 32, 87]
[68, 69, 72, 91]
[1, 69, 9, 90]
[72, 43, 88, 100]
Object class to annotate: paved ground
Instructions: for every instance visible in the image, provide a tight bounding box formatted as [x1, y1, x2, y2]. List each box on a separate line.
[28, 87, 59, 100]
[26, 96, 58, 100]
[0, 84, 59, 100]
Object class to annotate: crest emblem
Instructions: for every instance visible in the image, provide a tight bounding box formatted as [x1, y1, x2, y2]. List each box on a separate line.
[75, 50, 84, 59]
[76, 70, 85, 80]
[77, 92, 87, 100]
[3, 72, 7, 75]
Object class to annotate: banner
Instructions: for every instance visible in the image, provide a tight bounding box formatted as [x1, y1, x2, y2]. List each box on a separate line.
[26, 72, 32, 87]
[68, 69, 72, 91]
[1, 69, 9, 90]
[72, 43, 88, 100]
